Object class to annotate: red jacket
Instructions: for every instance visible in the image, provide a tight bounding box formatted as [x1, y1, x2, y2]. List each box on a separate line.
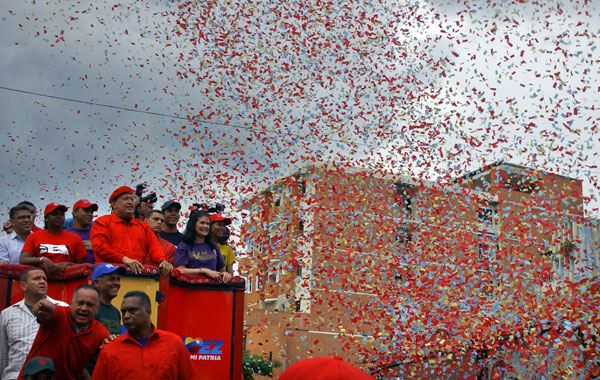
[91, 213, 166, 264]
[18, 306, 109, 380]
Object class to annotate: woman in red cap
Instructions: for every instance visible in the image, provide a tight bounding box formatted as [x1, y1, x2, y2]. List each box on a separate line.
[173, 211, 232, 282]
[20, 203, 87, 274]
[209, 213, 235, 275]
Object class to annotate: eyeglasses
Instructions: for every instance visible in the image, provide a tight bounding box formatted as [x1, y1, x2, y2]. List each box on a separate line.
[14, 215, 33, 220]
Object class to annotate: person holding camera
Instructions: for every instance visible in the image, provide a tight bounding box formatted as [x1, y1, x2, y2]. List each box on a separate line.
[133, 184, 157, 222]
[90, 186, 173, 276]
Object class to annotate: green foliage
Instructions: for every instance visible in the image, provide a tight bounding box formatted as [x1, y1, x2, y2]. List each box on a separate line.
[560, 240, 575, 253]
[242, 351, 281, 380]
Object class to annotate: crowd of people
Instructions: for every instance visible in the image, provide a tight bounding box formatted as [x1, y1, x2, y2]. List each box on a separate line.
[0, 184, 236, 278]
[0, 184, 236, 379]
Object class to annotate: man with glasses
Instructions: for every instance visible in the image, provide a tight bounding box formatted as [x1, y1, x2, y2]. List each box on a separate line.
[91, 186, 173, 276]
[0, 205, 33, 265]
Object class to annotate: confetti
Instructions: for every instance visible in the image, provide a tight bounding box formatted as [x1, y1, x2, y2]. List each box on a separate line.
[0, 0, 598, 377]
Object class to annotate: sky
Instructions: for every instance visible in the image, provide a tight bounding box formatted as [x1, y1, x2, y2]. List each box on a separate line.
[0, 0, 598, 232]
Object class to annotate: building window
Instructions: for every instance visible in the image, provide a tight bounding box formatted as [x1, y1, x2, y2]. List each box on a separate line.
[295, 300, 301, 312]
[396, 227, 412, 254]
[240, 274, 252, 293]
[299, 219, 304, 234]
[267, 259, 280, 283]
[500, 173, 541, 193]
[298, 180, 306, 194]
[477, 201, 498, 232]
[394, 183, 417, 216]
[297, 265, 302, 276]
[477, 234, 499, 280]
[396, 227, 412, 244]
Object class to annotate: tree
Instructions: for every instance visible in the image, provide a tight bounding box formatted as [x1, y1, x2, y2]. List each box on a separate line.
[242, 351, 281, 380]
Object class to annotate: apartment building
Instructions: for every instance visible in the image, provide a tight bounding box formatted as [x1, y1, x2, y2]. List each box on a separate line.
[238, 162, 599, 378]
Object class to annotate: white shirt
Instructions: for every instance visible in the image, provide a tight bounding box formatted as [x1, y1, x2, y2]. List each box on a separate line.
[0, 296, 68, 380]
[0, 232, 28, 264]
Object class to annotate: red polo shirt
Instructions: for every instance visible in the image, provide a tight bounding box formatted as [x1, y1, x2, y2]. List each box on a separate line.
[91, 213, 166, 264]
[21, 229, 87, 264]
[17, 306, 109, 380]
[91, 326, 197, 380]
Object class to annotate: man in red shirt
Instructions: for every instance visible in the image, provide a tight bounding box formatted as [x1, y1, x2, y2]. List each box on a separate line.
[91, 186, 173, 275]
[20, 203, 87, 274]
[18, 285, 110, 380]
[145, 210, 175, 264]
[91, 291, 197, 380]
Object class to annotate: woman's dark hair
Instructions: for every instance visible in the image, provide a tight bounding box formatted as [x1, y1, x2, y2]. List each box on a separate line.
[181, 210, 217, 250]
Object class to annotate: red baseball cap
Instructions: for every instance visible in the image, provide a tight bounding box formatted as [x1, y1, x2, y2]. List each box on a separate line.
[73, 199, 99, 212]
[278, 357, 375, 380]
[109, 186, 135, 203]
[209, 213, 232, 225]
[44, 203, 68, 215]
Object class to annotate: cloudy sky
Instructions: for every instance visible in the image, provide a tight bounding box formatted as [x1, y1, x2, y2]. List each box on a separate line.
[1, 0, 598, 228]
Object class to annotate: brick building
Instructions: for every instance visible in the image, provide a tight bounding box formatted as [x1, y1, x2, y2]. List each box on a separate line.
[238, 162, 599, 378]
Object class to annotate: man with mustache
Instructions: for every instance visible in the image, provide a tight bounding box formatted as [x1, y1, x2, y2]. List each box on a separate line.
[17, 285, 109, 380]
[91, 186, 173, 276]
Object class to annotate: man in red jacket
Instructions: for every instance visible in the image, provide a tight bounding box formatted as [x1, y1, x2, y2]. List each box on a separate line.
[92, 291, 197, 380]
[91, 186, 173, 276]
[17, 285, 110, 380]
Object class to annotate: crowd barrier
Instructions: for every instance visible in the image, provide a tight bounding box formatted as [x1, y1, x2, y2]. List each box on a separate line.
[0, 263, 245, 380]
[0, 263, 92, 308]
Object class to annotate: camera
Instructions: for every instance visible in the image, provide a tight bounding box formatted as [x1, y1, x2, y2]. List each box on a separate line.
[190, 202, 225, 213]
[135, 183, 158, 205]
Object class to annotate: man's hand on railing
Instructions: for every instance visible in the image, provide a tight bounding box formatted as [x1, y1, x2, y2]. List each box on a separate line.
[122, 256, 144, 274]
[158, 260, 173, 276]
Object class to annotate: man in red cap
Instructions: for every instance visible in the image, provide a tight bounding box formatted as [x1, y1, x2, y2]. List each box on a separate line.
[19, 203, 87, 274]
[65, 199, 98, 264]
[91, 186, 173, 275]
